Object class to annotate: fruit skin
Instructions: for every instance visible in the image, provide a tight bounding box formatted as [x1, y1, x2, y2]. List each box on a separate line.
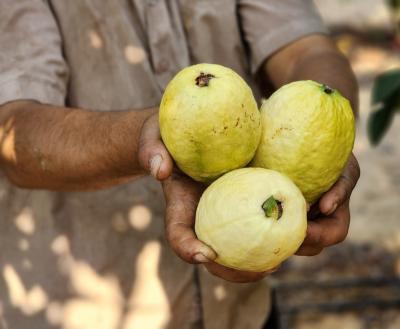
[195, 168, 307, 272]
[252, 80, 355, 204]
[159, 63, 261, 183]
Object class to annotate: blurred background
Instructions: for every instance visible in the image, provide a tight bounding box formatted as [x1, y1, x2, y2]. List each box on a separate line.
[271, 0, 400, 328]
[1, 1, 399, 329]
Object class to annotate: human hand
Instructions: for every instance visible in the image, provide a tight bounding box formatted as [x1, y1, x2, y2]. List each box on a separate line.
[138, 113, 274, 282]
[138, 112, 174, 180]
[162, 171, 274, 283]
[296, 153, 360, 256]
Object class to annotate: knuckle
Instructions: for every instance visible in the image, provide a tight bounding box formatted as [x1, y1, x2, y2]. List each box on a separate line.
[323, 226, 349, 246]
[336, 233, 347, 244]
[137, 144, 150, 166]
[138, 136, 148, 150]
[170, 240, 195, 263]
[165, 225, 174, 243]
[332, 228, 348, 245]
[338, 224, 350, 243]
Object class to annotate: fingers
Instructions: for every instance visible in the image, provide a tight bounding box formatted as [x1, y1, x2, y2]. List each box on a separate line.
[166, 215, 217, 264]
[317, 202, 350, 247]
[301, 220, 322, 245]
[204, 262, 271, 283]
[296, 246, 323, 256]
[296, 201, 350, 256]
[138, 113, 174, 180]
[319, 153, 360, 215]
[307, 202, 322, 220]
[299, 155, 359, 256]
[163, 174, 216, 264]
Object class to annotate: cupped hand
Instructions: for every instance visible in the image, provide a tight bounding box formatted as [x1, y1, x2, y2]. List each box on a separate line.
[138, 113, 272, 282]
[162, 172, 273, 283]
[296, 153, 360, 256]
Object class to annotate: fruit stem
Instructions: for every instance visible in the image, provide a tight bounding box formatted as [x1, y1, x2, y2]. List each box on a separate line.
[322, 84, 334, 95]
[195, 72, 215, 87]
[262, 196, 283, 220]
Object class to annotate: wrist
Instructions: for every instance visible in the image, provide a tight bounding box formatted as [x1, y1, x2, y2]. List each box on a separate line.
[107, 107, 158, 177]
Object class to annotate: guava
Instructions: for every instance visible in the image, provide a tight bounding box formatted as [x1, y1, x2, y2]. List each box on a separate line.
[159, 63, 261, 183]
[252, 80, 355, 204]
[195, 168, 307, 272]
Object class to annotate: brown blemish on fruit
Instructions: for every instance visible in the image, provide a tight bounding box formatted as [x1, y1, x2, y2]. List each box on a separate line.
[235, 118, 240, 127]
[195, 72, 215, 87]
[271, 126, 293, 139]
[273, 248, 280, 255]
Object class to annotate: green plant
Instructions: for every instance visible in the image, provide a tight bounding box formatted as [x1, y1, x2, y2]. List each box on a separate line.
[367, 69, 400, 145]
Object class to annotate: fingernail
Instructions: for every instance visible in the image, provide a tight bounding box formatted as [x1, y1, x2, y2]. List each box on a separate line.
[199, 245, 217, 260]
[149, 154, 162, 179]
[193, 253, 210, 263]
[327, 202, 338, 215]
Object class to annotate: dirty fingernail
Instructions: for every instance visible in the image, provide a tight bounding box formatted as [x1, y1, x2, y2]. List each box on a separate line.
[193, 253, 210, 263]
[150, 154, 162, 179]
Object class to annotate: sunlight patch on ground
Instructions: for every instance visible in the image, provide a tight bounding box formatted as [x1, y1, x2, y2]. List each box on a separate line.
[128, 205, 152, 231]
[15, 208, 35, 235]
[3, 264, 48, 315]
[123, 240, 170, 329]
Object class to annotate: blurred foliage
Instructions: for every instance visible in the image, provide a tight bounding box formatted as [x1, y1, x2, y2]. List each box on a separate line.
[368, 69, 400, 145]
[388, 0, 400, 9]
[388, 0, 400, 38]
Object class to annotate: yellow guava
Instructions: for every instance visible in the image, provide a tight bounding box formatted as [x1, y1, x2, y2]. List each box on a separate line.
[159, 63, 261, 183]
[195, 168, 307, 272]
[252, 80, 355, 204]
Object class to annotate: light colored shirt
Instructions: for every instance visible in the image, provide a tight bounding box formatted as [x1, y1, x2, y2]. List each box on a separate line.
[0, 1, 326, 328]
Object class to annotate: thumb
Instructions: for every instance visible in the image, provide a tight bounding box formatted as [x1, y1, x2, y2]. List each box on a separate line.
[138, 113, 174, 180]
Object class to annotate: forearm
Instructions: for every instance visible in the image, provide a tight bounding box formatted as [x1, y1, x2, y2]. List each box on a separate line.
[265, 35, 359, 115]
[287, 52, 358, 115]
[0, 101, 155, 190]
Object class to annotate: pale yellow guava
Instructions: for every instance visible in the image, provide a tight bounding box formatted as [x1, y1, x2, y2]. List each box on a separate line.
[159, 63, 261, 183]
[252, 80, 355, 204]
[195, 168, 307, 272]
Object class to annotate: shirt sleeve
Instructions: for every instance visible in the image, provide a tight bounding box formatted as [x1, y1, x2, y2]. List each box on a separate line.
[238, 0, 328, 74]
[0, 0, 69, 106]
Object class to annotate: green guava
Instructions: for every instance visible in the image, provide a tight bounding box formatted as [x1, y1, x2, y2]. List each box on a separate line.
[252, 80, 355, 204]
[195, 168, 307, 272]
[159, 63, 261, 183]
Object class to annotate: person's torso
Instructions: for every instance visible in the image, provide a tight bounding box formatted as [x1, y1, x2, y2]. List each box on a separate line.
[0, 1, 270, 329]
[51, 0, 253, 110]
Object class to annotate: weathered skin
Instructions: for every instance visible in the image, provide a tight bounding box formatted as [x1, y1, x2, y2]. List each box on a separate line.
[159, 63, 261, 183]
[195, 168, 307, 272]
[252, 80, 355, 204]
